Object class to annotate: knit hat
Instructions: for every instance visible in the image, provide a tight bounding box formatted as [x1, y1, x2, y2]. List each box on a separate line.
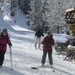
[2, 29, 7, 33]
[47, 31, 51, 34]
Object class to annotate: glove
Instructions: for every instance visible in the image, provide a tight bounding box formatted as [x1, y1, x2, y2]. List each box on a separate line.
[42, 34, 44, 37]
[8, 43, 12, 47]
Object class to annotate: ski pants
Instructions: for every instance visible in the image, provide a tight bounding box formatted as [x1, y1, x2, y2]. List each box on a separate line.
[35, 37, 41, 48]
[41, 49, 53, 65]
[0, 50, 6, 66]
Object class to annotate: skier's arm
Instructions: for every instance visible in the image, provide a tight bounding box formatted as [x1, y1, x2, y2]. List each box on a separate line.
[7, 36, 12, 46]
[51, 38, 55, 46]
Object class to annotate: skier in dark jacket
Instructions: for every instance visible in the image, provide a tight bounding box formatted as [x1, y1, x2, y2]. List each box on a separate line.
[0, 29, 12, 67]
[41, 32, 54, 68]
[34, 29, 44, 49]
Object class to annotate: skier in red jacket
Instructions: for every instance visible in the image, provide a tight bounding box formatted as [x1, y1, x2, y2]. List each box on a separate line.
[0, 29, 12, 67]
[41, 31, 55, 68]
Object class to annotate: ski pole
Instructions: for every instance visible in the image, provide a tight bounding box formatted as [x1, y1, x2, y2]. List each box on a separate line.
[9, 46, 13, 70]
[29, 36, 35, 48]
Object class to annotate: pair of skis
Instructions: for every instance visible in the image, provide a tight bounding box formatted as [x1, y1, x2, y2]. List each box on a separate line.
[31, 65, 55, 72]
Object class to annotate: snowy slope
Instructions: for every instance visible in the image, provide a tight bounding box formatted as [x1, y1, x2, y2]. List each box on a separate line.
[1, 22, 75, 75]
[0, 3, 75, 75]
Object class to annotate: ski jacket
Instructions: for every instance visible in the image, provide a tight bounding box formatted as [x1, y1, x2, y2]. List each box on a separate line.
[0, 34, 12, 51]
[41, 35, 54, 50]
[35, 29, 44, 38]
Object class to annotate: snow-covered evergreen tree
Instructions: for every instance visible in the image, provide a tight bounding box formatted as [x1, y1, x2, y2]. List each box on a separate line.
[28, 0, 50, 31]
[0, 0, 4, 7]
[47, 0, 67, 33]
[19, 0, 30, 14]
[42, 0, 50, 32]
[10, 0, 18, 16]
[28, 0, 43, 30]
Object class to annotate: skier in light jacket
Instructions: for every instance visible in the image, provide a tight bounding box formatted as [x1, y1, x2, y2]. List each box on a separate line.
[34, 29, 44, 49]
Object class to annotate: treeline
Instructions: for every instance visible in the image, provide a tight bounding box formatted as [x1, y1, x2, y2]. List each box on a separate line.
[18, 0, 31, 15]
